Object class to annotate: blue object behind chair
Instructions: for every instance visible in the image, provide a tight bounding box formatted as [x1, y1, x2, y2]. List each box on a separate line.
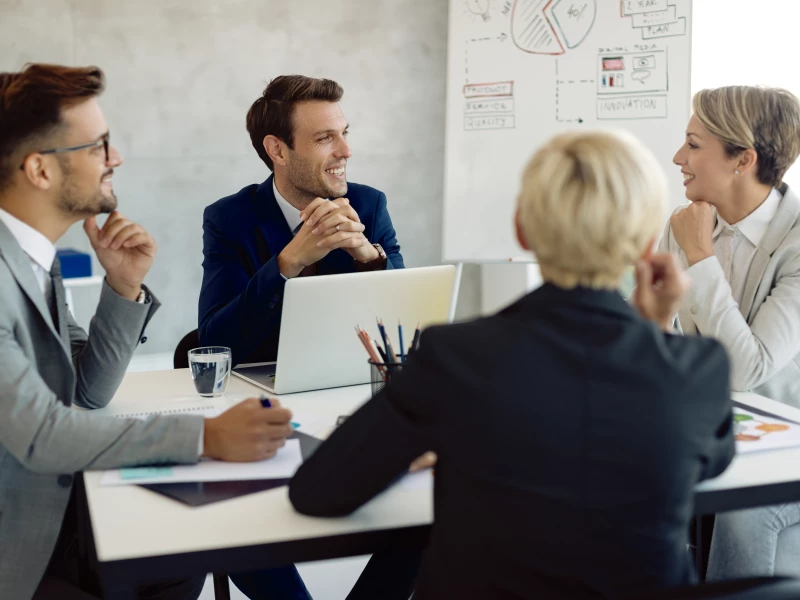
[55, 248, 91, 278]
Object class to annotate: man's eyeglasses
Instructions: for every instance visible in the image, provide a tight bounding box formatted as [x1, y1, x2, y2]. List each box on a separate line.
[19, 135, 110, 170]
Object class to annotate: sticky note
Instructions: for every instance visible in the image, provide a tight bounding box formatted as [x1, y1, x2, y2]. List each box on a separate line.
[120, 467, 174, 480]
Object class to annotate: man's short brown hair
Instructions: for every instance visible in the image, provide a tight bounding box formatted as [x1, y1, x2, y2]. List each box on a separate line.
[0, 63, 105, 193]
[246, 75, 344, 171]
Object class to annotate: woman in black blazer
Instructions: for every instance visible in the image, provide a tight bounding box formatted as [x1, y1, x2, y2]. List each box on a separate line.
[288, 131, 736, 599]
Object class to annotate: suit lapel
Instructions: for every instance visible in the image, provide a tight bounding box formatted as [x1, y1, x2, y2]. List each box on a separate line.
[251, 176, 294, 260]
[0, 220, 62, 342]
[740, 184, 800, 321]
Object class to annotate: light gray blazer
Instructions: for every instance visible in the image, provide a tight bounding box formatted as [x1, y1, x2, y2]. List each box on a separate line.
[659, 183, 800, 407]
[0, 221, 204, 600]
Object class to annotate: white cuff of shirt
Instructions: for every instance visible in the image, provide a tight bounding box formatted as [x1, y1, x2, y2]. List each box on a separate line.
[198, 420, 205, 456]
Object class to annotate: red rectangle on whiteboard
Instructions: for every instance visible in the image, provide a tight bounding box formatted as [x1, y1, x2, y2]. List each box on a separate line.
[463, 81, 514, 98]
[602, 57, 625, 71]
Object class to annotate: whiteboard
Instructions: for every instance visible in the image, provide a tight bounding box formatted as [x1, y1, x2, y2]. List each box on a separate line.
[443, 0, 692, 262]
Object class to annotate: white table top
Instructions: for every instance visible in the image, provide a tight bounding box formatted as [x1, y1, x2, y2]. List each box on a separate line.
[83, 369, 800, 563]
[62, 275, 105, 288]
[85, 370, 432, 563]
[696, 392, 800, 494]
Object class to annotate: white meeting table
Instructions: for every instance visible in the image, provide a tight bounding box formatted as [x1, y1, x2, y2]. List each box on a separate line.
[78, 369, 800, 599]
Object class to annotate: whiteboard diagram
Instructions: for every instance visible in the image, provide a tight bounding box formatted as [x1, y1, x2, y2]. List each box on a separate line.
[511, 0, 597, 55]
[621, 0, 688, 39]
[443, 0, 692, 262]
[465, 0, 493, 22]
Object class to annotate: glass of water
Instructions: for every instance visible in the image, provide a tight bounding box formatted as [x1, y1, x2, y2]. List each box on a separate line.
[188, 346, 231, 397]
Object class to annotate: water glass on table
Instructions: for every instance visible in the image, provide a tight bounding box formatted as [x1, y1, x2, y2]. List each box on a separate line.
[188, 346, 231, 397]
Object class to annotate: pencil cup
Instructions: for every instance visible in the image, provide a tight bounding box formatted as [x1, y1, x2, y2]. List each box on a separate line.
[369, 359, 403, 396]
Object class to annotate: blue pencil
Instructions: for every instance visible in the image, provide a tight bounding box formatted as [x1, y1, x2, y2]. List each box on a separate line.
[398, 321, 406, 363]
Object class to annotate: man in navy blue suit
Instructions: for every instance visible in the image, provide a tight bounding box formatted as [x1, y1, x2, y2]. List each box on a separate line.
[199, 75, 403, 366]
[199, 76, 417, 600]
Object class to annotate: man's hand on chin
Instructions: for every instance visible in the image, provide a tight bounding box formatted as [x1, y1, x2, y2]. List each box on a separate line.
[84, 212, 157, 301]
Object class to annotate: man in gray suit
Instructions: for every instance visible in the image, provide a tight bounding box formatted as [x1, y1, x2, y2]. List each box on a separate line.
[0, 64, 295, 600]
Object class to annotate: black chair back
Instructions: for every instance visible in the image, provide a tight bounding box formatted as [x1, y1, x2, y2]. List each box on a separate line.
[173, 329, 199, 369]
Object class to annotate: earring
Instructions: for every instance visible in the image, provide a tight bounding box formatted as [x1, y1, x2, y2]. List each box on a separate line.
[735, 169, 740, 175]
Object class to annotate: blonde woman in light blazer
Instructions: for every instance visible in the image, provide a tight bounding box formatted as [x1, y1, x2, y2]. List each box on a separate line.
[660, 85, 800, 581]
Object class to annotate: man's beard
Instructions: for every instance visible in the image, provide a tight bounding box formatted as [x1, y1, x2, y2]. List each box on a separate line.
[57, 159, 117, 216]
[286, 150, 347, 201]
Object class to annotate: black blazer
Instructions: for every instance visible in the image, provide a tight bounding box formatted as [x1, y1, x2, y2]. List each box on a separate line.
[289, 283, 735, 600]
[198, 175, 403, 364]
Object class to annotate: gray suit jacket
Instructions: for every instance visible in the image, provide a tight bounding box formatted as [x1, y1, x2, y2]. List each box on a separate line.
[659, 183, 800, 406]
[0, 221, 204, 599]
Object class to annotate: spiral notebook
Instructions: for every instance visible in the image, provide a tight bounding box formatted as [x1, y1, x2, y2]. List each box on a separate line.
[106, 405, 223, 420]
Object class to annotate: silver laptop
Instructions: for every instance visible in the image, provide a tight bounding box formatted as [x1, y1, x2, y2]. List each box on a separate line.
[232, 265, 457, 394]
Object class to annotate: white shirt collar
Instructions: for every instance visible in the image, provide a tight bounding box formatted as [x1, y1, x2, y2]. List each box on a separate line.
[712, 187, 782, 246]
[273, 179, 303, 234]
[0, 207, 56, 272]
[736, 187, 782, 246]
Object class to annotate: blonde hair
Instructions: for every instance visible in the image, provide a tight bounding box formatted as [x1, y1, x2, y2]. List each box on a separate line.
[517, 130, 666, 290]
[693, 86, 800, 187]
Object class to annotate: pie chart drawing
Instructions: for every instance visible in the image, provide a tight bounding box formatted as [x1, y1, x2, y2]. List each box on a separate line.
[511, 0, 597, 55]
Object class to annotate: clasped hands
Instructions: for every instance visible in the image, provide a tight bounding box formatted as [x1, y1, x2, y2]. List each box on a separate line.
[278, 197, 379, 278]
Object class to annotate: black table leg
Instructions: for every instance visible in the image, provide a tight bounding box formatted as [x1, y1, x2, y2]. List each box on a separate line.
[695, 516, 705, 581]
[213, 573, 231, 600]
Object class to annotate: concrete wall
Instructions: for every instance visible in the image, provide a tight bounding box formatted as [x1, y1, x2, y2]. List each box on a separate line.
[0, 0, 482, 355]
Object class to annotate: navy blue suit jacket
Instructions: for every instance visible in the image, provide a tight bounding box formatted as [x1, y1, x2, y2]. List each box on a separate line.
[199, 175, 404, 365]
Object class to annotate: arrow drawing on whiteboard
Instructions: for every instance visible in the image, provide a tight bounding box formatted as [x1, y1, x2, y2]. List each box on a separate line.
[463, 33, 512, 84]
[554, 58, 591, 123]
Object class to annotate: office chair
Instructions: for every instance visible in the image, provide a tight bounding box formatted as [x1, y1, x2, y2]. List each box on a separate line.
[622, 576, 800, 599]
[173, 329, 199, 369]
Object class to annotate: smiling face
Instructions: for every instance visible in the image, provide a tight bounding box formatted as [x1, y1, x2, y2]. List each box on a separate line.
[673, 114, 741, 206]
[284, 100, 351, 200]
[56, 98, 123, 216]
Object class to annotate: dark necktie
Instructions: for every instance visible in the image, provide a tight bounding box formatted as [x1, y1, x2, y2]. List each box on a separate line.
[48, 258, 66, 339]
[291, 222, 319, 277]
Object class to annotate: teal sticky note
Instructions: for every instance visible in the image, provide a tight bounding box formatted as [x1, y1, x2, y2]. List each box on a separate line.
[291, 421, 300, 429]
[120, 467, 174, 480]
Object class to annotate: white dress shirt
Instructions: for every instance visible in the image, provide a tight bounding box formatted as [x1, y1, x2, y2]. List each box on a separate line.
[0, 207, 55, 297]
[685, 187, 782, 331]
[273, 180, 304, 235]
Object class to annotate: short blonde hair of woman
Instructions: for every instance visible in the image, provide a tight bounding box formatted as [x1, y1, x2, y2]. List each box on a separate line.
[693, 86, 800, 188]
[517, 130, 667, 290]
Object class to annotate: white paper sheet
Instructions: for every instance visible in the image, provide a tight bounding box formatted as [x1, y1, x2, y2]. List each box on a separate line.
[99, 439, 303, 486]
[734, 408, 800, 454]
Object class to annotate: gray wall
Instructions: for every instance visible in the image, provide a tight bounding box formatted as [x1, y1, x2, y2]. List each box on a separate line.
[0, 0, 481, 355]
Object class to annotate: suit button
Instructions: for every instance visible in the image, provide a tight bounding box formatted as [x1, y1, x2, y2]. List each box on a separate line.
[57, 474, 73, 488]
[140, 336, 148, 343]
[690, 306, 698, 315]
